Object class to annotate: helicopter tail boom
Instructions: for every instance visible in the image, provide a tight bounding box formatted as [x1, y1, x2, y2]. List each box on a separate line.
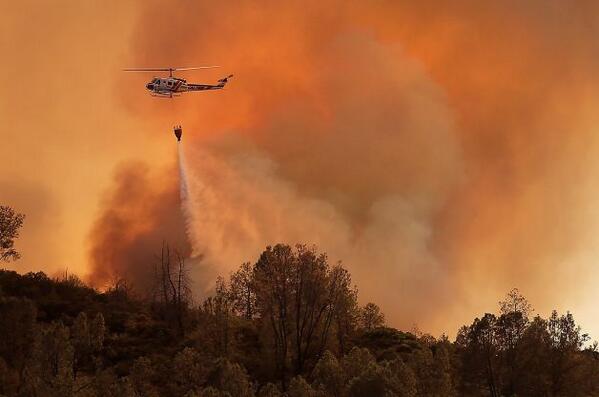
[186, 74, 234, 91]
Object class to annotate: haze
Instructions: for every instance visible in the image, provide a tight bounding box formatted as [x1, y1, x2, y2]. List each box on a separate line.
[2, 0, 599, 338]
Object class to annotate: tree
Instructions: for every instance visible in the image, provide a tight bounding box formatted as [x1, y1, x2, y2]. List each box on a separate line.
[515, 316, 552, 395]
[76, 369, 136, 397]
[200, 387, 231, 397]
[201, 277, 232, 357]
[173, 347, 209, 395]
[408, 345, 452, 397]
[257, 383, 283, 397]
[312, 351, 344, 397]
[33, 321, 76, 396]
[358, 303, 385, 331]
[0, 206, 25, 261]
[333, 283, 358, 356]
[346, 361, 400, 397]
[71, 312, 105, 377]
[253, 244, 356, 387]
[496, 289, 532, 396]
[130, 356, 160, 397]
[206, 358, 254, 397]
[152, 243, 192, 335]
[384, 358, 417, 397]
[72, 312, 91, 375]
[253, 244, 295, 387]
[341, 347, 376, 381]
[4, 240, 599, 397]
[0, 297, 38, 394]
[546, 310, 589, 395]
[90, 312, 105, 352]
[229, 262, 256, 320]
[455, 314, 500, 397]
[287, 376, 318, 397]
[499, 288, 533, 319]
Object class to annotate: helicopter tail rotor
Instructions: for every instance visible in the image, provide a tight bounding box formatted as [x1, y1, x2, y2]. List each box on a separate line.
[217, 74, 234, 87]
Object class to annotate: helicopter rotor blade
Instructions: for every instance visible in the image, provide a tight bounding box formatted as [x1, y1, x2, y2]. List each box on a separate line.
[123, 68, 170, 72]
[173, 66, 220, 71]
[123, 66, 220, 72]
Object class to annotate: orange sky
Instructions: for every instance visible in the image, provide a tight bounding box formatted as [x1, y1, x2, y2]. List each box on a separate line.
[2, 0, 599, 338]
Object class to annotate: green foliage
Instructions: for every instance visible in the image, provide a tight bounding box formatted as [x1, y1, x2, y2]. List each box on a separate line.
[358, 303, 385, 330]
[33, 321, 76, 396]
[353, 327, 422, 362]
[342, 347, 376, 380]
[253, 244, 356, 383]
[0, 298, 37, 371]
[454, 293, 599, 397]
[206, 358, 254, 397]
[383, 358, 417, 397]
[0, 250, 598, 397]
[257, 382, 283, 397]
[312, 351, 344, 396]
[499, 288, 533, 318]
[229, 262, 256, 320]
[172, 347, 208, 394]
[288, 376, 319, 397]
[130, 356, 160, 397]
[199, 386, 232, 397]
[0, 206, 24, 262]
[346, 361, 393, 397]
[74, 370, 136, 397]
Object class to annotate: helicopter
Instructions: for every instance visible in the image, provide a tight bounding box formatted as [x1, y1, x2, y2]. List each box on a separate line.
[123, 66, 233, 98]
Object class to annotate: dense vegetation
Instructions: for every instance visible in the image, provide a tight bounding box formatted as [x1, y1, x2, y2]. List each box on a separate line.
[1, 206, 598, 396]
[0, 243, 598, 396]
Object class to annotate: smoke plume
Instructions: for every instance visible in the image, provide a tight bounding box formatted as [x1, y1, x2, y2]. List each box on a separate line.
[91, 0, 599, 335]
[87, 162, 191, 292]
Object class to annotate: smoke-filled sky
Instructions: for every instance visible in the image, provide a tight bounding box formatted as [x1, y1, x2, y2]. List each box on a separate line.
[2, 0, 599, 337]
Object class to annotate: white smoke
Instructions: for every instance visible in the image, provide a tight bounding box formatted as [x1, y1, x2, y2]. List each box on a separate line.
[172, 32, 463, 329]
[179, 140, 454, 325]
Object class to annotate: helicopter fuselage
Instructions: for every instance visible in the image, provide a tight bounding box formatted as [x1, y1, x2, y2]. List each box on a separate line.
[123, 67, 232, 97]
[145, 76, 231, 97]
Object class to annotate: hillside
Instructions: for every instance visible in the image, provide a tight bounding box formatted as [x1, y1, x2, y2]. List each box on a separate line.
[0, 244, 598, 396]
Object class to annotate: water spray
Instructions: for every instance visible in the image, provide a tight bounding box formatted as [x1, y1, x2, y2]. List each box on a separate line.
[175, 125, 188, 200]
[176, 125, 194, 251]
[174, 125, 217, 295]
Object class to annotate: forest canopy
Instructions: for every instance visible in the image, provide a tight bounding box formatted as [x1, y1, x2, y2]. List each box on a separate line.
[0, 241, 598, 396]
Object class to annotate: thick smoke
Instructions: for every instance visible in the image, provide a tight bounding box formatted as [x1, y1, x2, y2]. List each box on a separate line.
[140, 26, 464, 327]
[103, 0, 599, 334]
[182, 137, 458, 323]
[88, 162, 191, 292]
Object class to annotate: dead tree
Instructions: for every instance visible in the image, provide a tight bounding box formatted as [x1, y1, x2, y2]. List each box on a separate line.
[152, 242, 192, 335]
